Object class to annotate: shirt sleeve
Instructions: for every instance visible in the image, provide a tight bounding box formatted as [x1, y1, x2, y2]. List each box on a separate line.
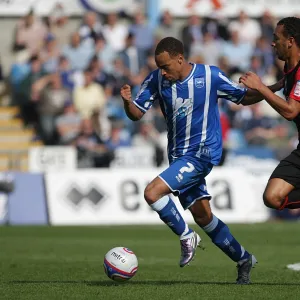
[214, 67, 247, 104]
[289, 68, 300, 101]
[133, 71, 159, 113]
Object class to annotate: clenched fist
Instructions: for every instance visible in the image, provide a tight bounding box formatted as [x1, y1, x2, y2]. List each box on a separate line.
[121, 84, 132, 102]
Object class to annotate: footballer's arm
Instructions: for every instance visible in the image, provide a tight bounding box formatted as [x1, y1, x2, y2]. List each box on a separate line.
[240, 72, 300, 120]
[240, 78, 284, 106]
[121, 84, 144, 121]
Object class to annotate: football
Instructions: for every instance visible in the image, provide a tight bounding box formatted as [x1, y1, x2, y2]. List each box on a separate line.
[103, 247, 138, 282]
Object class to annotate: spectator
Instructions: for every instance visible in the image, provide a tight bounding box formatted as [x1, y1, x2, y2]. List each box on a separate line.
[132, 121, 166, 167]
[203, 13, 230, 41]
[129, 12, 154, 55]
[189, 31, 221, 65]
[74, 119, 114, 168]
[89, 56, 113, 89]
[259, 10, 276, 43]
[155, 10, 180, 41]
[79, 11, 103, 43]
[73, 67, 106, 119]
[73, 67, 109, 139]
[62, 32, 94, 71]
[253, 36, 275, 72]
[105, 120, 132, 150]
[242, 104, 279, 146]
[46, 3, 70, 47]
[95, 36, 116, 74]
[16, 55, 45, 126]
[55, 101, 82, 145]
[58, 56, 84, 91]
[222, 30, 253, 71]
[9, 50, 31, 104]
[13, 10, 48, 54]
[102, 13, 128, 52]
[229, 10, 261, 46]
[249, 55, 267, 78]
[33, 74, 71, 144]
[118, 33, 146, 76]
[40, 35, 61, 73]
[181, 15, 205, 58]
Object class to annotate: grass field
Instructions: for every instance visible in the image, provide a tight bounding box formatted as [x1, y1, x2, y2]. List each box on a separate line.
[0, 223, 300, 300]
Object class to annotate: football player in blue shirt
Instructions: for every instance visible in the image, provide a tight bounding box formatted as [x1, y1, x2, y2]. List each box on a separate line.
[121, 37, 283, 284]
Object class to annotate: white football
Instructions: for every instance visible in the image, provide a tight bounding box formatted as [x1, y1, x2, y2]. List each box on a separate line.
[103, 247, 138, 282]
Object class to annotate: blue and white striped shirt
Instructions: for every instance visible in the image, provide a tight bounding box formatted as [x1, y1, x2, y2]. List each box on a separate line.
[134, 63, 246, 165]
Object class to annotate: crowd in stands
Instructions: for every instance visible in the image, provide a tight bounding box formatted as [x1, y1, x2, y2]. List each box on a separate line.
[3, 5, 299, 167]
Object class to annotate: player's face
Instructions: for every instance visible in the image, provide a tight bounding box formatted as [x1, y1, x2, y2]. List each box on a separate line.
[271, 25, 291, 61]
[155, 51, 183, 81]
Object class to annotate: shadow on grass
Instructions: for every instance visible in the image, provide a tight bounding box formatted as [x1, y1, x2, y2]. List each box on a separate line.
[7, 280, 300, 286]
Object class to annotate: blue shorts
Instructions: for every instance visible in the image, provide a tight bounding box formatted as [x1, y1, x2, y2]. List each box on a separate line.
[159, 156, 213, 210]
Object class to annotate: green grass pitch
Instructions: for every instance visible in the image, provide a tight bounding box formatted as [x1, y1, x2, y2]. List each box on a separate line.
[1, 223, 300, 300]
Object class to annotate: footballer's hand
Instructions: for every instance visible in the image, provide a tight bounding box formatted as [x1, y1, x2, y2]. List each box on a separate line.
[239, 71, 263, 90]
[121, 84, 132, 102]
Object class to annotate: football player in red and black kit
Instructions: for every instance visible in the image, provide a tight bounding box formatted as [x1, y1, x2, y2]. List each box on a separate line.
[240, 16, 300, 211]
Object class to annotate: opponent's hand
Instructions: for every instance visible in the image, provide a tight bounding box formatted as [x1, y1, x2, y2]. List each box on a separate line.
[239, 71, 263, 90]
[120, 84, 132, 102]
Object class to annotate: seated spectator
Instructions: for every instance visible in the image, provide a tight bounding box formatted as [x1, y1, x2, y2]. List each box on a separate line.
[89, 56, 113, 89]
[9, 50, 31, 104]
[73, 67, 109, 139]
[129, 12, 154, 55]
[13, 10, 48, 54]
[73, 67, 106, 119]
[189, 31, 221, 65]
[73, 119, 114, 168]
[253, 36, 275, 72]
[55, 101, 82, 145]
[228, 10, 261, 46]
[105, 120, 132, 150]
[242, 104, 281, 146]
[32, 73, 71, 144]
[181, 15, 205, 58]
[79, 11, 103, 43]
[40, 35, 61, 74]
[47, 2, 70, 47]
[222, 30, 253, 71]
[62, 32, 95, 71]
[58, 56, 84, 91]
[118, 33, 146, 76]
[132, 121, 166, 166]
[155, 10, 180, 41]
[16, 55, 45, 126]
[95, 36, 116, 74]
[102, 13, 128, 52]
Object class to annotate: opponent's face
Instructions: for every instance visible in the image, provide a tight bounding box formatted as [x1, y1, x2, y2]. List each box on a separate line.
[272, 24, 293, 61]
[155, 51, 183, 81]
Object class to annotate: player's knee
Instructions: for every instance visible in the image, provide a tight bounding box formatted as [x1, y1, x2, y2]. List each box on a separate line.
[144, 185, 158, 205]
[263, 190, 282, 209]
[192, 211, 213, 227]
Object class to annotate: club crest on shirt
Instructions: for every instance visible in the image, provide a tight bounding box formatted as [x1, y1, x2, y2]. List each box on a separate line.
[195, 77, 205, 88]
[163, 80, 171, 87]
[294, 80, 300, 97]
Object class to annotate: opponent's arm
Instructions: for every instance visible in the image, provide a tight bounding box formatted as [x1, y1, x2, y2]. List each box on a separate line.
[121, 84, 144, 121]
[240, 72, 300, 120]
[240, 78, 284, 106]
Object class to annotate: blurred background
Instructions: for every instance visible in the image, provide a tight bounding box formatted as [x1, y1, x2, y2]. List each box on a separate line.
[0, 0, 299, 225]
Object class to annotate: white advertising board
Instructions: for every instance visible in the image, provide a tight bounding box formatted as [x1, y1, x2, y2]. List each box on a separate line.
[0, 0, 140, 16]
[29, 146, 77, 172]
[45, 167, 271, 225]
[160, 0, 300, 17]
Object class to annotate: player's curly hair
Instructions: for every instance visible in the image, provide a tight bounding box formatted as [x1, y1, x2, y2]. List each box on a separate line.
[277, 17, 300, 47]
[155, 37, 184, 57]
